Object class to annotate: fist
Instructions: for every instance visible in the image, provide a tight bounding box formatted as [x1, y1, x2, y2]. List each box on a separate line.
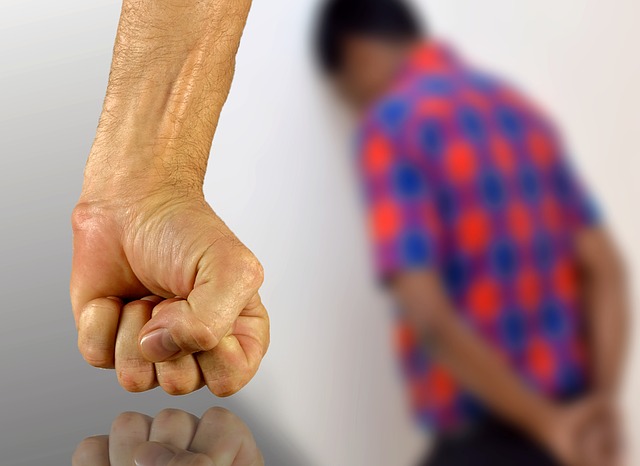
[70, 192, 269, 396]
[72, 407, 263, 466]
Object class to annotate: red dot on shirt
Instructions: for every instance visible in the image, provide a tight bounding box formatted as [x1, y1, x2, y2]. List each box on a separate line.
[541, 196, 563, 233]
[371, 200, 401, 241]
[528, 129, 555, 169]
[394, 322, 418, 355]
[446, 140, 477, 183]
[552, 259, 579, 302]
[363, 133, 393, 175]
[508, 202, 533, 243]
[418, 98, 452, 117]
[467, 278, 502, 321]
[528, 338, 556, 381]
[516, 268, 542, 312]
[457, 209, 491, 254]
[491, 136, 516, 175]
[430, 366, 456, 405]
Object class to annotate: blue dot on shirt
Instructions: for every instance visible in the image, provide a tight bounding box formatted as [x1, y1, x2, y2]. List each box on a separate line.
[541, 300, 567, 339]
[403, 231, 431, 266]
[420, 119, 445, 158]
[395, 164, 423, 198]
[481, 171, 506, 208]
[493, 240, 518, 278]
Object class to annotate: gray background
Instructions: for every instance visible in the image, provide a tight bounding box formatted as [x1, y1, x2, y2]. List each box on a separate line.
[1, 0, 639, 465]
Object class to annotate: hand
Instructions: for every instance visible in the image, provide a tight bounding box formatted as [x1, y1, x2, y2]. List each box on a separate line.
[539, 396, 623, 466]
[72, 407, 264, 466]
[71, 190, 269, 396]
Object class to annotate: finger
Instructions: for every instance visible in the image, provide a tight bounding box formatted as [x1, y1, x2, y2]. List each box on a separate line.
[72, 435, 109, 466]
[189, 407, 261, 466]
[109, 412, 152, 466]
[115, 299, 158, 392]
[134, 442, 213, 466]
[138, 248, 263, 363]
[149, 409, 199, 449]
[77, 297, 122, 368]
[198, 295, 269, 397]
[155, 354, 205, 396]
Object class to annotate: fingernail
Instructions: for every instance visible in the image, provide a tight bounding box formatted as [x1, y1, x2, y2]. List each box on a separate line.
[140, 329, 180, 362]
[134, 443, 174, 466]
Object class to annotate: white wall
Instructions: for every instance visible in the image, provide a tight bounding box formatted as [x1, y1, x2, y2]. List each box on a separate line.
[208, 0, 640, 464]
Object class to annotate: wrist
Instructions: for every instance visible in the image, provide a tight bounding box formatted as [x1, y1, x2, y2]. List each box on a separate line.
[81, 131, 206, 205]
[520, 399, 560, 447]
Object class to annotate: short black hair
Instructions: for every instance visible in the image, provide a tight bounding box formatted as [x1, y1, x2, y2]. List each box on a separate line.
[315, 0, 424, 74]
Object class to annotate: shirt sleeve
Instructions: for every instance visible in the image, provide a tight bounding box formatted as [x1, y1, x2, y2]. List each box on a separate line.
[357, 117, 444, 282]
[551, 154, 601, 231]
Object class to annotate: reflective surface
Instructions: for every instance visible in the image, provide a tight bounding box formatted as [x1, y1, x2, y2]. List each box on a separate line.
[72, 408, 263, 466]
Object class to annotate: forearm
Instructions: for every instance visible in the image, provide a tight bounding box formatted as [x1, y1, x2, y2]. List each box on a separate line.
[575, 228, 630, 396]
[83, 0, 252, 198]
[393, 272, 557, 441]
[584, 263, 629, 396]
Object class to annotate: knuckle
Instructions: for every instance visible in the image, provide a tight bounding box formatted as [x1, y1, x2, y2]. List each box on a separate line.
[72, 437, 106, 465]
[117, 368, 154, 393]
[160, 375, 198, 396]
[111, 412, 149, 433]
[71, 202, 104, 233]
[155, 408, 189, 426]
[207, 376, 245, 398]
[201, 407, 238, 426]
[235, 251, 264, 288]
[78, 341, 113, 369]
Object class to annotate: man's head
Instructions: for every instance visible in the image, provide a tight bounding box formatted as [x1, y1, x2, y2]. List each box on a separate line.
[315, 0, 425, 109]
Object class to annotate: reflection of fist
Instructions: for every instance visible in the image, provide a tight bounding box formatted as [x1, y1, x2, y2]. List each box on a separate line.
[72, 408, 264, 466]
[71, 193, 270, 396]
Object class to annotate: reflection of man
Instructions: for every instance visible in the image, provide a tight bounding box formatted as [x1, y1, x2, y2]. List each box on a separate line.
[315, 1, 629, 465]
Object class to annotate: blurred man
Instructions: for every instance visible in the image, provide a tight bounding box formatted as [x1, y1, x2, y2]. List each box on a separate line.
[315, 1, 629, 465]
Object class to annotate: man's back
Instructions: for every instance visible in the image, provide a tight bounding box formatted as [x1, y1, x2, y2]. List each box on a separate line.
[358, 42, 599, 428]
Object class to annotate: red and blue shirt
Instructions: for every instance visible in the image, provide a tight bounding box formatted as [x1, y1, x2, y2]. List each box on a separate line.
[357, 42, 599, 431]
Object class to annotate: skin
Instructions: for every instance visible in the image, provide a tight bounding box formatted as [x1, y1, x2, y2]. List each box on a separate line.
[72, 407, 264, 466]
[334, 35, 630, 466]
[71, 0, 269, 396]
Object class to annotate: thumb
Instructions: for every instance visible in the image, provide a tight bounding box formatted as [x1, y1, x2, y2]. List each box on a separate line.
[134, 442, 212, 466]
[138, 251, 264, 363]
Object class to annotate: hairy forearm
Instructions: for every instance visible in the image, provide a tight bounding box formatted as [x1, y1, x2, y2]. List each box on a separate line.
[393, 272, 557, 441]
[83, 0, 252, 198]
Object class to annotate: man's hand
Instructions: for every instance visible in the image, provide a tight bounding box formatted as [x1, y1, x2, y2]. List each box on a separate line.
[72, 408, 264, 466]
[539, 396, 623, 466]
[70, 0, 263, 395]
[71, 191, 269, 396]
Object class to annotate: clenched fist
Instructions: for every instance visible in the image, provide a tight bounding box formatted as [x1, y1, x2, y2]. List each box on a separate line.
[71, 192, 269, 396]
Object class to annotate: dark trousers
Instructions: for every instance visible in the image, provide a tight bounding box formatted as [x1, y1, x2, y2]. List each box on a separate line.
[420, 418, 560, 466]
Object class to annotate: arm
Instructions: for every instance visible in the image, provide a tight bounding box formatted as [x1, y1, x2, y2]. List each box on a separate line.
[83, 0, 252, 196]
[391, 271, 610, 466]
[575, 228, 629, 396]
[391, 271, 558, 440]
[71, 0, 269, 396]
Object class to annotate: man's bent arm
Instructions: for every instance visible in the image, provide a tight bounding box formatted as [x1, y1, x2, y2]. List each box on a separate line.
[391, 271, 599, 455]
